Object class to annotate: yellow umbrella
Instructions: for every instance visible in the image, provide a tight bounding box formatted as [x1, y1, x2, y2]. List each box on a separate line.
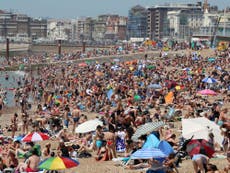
[175, 86, 181, 90]
[129, 66, 134, 71]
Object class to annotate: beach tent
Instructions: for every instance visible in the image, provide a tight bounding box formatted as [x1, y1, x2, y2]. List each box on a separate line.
[182, 117, 223, 146]
[157, 140, 174, 156]
[142, 134, 160, 149]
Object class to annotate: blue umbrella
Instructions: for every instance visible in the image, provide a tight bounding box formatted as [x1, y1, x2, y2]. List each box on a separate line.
[131, 148, 167, 159]
[142, 134, 160, 149]
[158, 141, 174, 156]
[147, 84, 162, 89]
[192, 57, 199, 61]
[107, 89, 114, 100]
[202, 77, 217, 84]
[183, 68, 191, 71]
[215, 66, 222, 71]
[208, 57, 215, 62]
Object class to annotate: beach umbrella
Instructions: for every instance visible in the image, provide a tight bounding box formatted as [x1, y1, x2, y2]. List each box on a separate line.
[131, 121, 164, 142]
[75, 119, 103, 133]
[54, 95, 63, 105]
[142, 134, 160, 149]
[78, 62, 87, 67]
[158, 141, 174, 156]
[147, 84, 162, 89]
[183, 68, 191, 71]
[95, 71, 104, 77]
[113, 58, 120, 62]
[208, 57, 216, 62]
[215, 66, 222, 71]
[175, 85, 182, 90]
[22, 132, 49, 142]
[186, 139, 215, 158]
[107, 89, 114, 100]
[85, 60, 93, 65]
[182, 117, 223, 146]
[134, 94, 141, 101]
[197, 89, 217, 96]
[39, 157, 79, 170]
[192, 57, 199, 61]
[202, 77, 217, 84]
[131, 148, 167, 159]
[111, 65, 120, 71]
[146, 65, 156, 69]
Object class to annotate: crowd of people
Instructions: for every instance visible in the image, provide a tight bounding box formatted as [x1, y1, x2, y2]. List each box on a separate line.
[0, 45, 229, 173]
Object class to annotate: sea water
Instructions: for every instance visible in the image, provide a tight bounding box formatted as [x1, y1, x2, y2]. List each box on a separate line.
[0, 70, 28, 107]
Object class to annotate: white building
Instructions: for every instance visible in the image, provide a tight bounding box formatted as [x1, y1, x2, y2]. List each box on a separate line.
[167, 8, 203, 40]
[47, 19, 73, 41]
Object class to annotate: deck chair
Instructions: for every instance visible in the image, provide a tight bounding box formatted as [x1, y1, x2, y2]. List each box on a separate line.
[112, 157, 131, 166]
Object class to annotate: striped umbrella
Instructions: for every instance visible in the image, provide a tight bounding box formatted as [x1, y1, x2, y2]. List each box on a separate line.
[202, 77, 217, 84]
[147, 84, 162, 89]
[22, 132, 49, 142]
[39, 157, 79, 170]
[131, 148, 167, 159]
[131, 121, 164, 142]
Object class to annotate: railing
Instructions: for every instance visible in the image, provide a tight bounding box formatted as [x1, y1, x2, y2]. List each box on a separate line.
[193, 30, 230, 37]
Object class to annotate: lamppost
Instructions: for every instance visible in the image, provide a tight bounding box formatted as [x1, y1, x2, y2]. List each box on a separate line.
[6, 38, 10, 65]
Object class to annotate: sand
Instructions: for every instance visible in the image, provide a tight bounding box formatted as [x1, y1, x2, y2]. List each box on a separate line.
[0, 48, 228, 173]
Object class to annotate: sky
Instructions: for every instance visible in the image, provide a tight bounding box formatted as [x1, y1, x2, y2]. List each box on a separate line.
[1, 0, 227, 19]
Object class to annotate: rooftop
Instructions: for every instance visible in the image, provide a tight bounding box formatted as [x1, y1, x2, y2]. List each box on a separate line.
[148, 3, 202, 10]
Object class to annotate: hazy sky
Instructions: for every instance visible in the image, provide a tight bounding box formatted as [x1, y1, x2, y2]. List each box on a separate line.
[1, 0, 227, 19]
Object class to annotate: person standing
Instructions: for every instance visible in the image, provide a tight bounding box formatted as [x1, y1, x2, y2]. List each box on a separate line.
[0, 96, 3, 116]
[11, 113, 18, 138]
[21, 112, 29, 135]
[192, 154, 209, 173]
[71, 105, 80, 134]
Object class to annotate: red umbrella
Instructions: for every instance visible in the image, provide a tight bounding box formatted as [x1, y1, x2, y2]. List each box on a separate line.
[78, 62, 87, 67]
[22, 132, 50, 142]
[186, 139, 215, 158]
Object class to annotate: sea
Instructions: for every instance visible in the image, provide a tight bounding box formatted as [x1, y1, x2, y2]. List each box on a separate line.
[0, 70, 27, 107]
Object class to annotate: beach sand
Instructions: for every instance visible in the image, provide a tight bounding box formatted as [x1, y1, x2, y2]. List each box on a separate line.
[0, 48, 228, 173]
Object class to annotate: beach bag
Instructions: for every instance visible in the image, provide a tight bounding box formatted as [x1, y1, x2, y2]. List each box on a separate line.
[77, 151, 92, 158]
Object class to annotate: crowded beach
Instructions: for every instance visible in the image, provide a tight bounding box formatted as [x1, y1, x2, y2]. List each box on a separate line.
[0, 44, 229, 173]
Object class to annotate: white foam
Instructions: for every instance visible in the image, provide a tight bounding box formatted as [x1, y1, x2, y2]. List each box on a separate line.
[14, 70, 26, 76]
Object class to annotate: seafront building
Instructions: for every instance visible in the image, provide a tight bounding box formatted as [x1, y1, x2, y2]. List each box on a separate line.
[147, 2, 203, 40]
[0, 10, 47, 42]
[126, 5, 148, 41]
[1, 0, 229, 43]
